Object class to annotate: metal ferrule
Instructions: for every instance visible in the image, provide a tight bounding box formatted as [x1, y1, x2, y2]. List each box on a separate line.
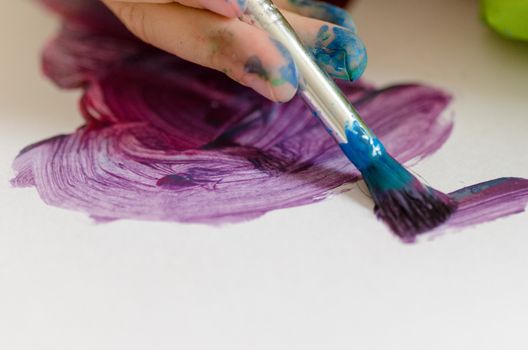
[245, 0, 373, 144]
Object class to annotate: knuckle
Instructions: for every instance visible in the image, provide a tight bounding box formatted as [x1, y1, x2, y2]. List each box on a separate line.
[207, 27, 239, 72]
[115, 3, 150, 42]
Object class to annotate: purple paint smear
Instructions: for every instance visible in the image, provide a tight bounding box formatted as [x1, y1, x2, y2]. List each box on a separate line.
[448, 178, 528, 228]
[11, 0, 528, 241]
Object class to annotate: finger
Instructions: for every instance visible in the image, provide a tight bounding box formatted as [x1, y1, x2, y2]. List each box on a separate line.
[280, 10, 367, 81]
[102, 1, 366, 102]
[116, 0, 247, 17]
[103, 1, 298, 101]
[274, 0, 357, 31]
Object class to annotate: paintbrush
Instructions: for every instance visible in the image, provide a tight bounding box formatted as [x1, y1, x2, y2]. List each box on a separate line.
[244, 0, 456, 238]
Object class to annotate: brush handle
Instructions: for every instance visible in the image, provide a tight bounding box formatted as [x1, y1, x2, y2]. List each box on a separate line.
[244, 0, 372, 143]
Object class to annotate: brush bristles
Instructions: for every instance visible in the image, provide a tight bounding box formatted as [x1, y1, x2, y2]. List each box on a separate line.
[360, 154, 457, 241]
[371, 183, 456, 242]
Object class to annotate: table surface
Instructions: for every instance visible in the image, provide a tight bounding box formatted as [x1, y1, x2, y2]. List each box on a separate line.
[1, 1, 527, 349]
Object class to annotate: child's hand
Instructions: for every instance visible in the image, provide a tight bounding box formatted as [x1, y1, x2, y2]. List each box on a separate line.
[101, 0, 367, 101]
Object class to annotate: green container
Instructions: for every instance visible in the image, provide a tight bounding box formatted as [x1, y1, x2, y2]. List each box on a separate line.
[482, 0, 528, 41]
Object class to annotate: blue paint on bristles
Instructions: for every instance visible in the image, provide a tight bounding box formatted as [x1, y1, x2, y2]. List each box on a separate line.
[339, 121, 457, 241]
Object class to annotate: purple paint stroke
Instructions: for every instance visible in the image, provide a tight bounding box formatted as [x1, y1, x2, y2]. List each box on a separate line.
[11, 0, 528, 241]
[11, 74, 452, 224]
[447, 178, 528, 228]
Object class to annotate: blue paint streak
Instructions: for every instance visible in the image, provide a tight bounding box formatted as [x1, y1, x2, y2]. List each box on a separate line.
[449, 178, 510, 201]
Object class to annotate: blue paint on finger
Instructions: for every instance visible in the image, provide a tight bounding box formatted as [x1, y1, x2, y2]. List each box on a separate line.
[270, 38, 299, 88]
[244, 56, 270, 80]
[309, 25, 367, 81]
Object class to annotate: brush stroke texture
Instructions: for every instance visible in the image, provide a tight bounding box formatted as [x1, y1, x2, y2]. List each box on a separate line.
[11, 0, 528, 241]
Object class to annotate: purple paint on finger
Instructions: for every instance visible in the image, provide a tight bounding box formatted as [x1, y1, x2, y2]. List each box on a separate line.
[11, 0, 528, 242]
